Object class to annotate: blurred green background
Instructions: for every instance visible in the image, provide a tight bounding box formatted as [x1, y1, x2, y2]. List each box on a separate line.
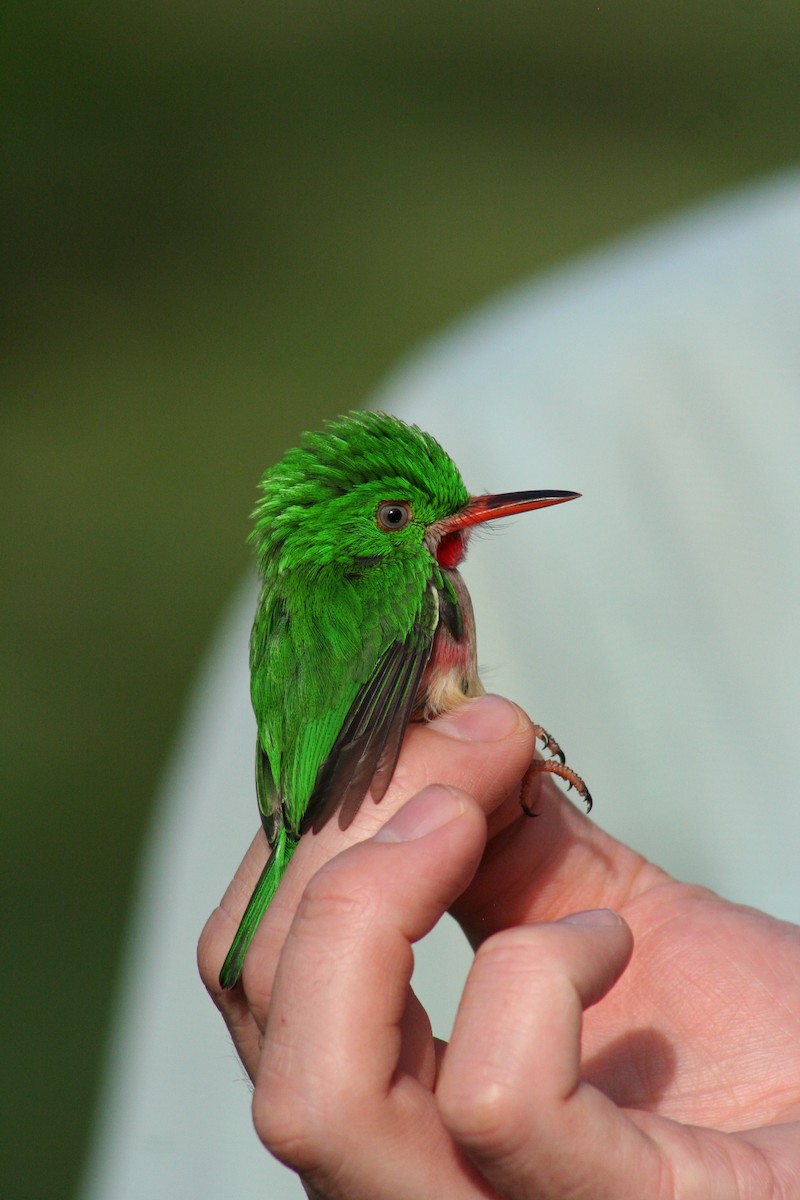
[2, 2, 799, 1196]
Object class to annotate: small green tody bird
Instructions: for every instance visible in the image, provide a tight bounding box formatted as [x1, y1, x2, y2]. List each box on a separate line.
[220, 411, 590, 989]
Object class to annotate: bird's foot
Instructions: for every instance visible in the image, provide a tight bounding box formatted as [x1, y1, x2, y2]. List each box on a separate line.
[530, 723, 566, 764]
[520, 753, 593, 816]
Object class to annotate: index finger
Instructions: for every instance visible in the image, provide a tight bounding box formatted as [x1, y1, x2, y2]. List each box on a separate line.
[251, 785, 494, 1198]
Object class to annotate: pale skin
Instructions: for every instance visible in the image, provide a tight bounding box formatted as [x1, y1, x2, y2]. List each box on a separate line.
[198, 694, 800, 1199]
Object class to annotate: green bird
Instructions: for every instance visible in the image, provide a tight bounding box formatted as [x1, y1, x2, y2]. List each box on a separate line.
[220, 411, 589, 989]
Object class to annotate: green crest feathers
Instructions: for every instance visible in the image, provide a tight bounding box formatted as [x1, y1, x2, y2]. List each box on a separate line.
[249, 411, 470, 573]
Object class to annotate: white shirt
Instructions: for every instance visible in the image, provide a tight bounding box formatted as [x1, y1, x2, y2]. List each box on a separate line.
[80, 172, 800, 1200]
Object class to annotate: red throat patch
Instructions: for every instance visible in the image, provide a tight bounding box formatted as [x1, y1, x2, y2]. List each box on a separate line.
[436, 530, 466, 569]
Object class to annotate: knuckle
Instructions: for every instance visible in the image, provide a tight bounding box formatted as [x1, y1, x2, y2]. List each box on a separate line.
[299, 863, 379, 931]
[474, 925, 568, 992]
[439, 1074, 526, 1156]
[252, 1063, 350, 1177]
[252, 1071, 316, 1169]
[473, 926, 539, 975]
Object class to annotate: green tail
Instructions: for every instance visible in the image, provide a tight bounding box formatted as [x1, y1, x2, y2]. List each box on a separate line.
[219, 827, 296, 989]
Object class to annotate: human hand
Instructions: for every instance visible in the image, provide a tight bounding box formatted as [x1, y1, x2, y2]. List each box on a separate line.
[198, 695, 800, 1198]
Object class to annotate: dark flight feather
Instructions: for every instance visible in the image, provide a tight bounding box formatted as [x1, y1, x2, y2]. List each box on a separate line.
[302, 620, 435, 835]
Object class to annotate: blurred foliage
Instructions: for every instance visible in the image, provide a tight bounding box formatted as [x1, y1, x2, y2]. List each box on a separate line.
[2, 2, 799, 1196]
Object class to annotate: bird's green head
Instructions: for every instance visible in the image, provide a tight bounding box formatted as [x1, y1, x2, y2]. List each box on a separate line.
[250, 411, 471, 576]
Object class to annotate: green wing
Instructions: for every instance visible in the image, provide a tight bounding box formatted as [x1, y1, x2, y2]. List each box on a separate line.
[250, 559, 440, 843]
[300, 619, 433, 834]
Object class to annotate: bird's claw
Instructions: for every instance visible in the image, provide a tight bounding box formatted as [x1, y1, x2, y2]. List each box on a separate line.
[520, 744, 592, 814]
[531, 724, 566, 764]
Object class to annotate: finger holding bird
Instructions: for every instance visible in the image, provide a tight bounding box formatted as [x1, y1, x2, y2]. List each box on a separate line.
[202, 692, 541, 1026]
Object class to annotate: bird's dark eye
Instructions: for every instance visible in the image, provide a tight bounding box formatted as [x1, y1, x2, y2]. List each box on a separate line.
[376, 501, 412, 531]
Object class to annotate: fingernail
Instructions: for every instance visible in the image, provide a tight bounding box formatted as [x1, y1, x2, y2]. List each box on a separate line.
[559, 909, 625, 928]
[373, 785, 465, 842]
[433, 694, 520, 742]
